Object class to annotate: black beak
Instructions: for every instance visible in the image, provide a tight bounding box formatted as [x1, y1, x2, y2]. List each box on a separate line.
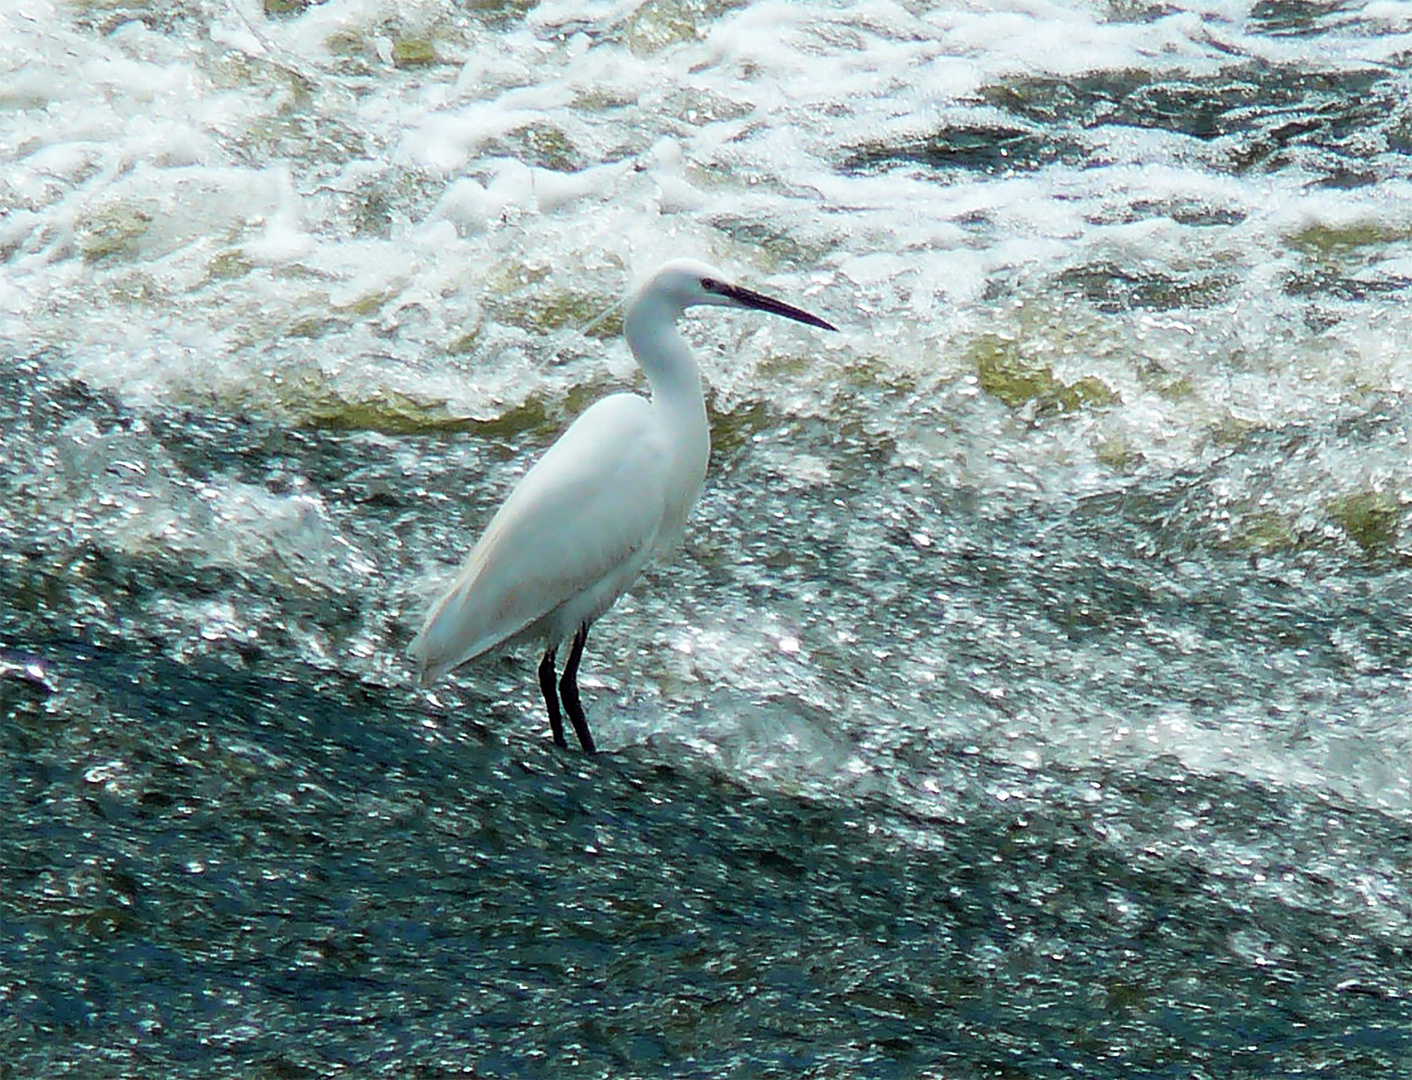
[715, 281, 838, 332]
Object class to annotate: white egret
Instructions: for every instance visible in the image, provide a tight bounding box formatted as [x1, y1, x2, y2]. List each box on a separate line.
[409, 259, 837, 752]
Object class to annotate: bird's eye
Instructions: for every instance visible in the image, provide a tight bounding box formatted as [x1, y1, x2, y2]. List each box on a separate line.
[699, 276, 721, 292]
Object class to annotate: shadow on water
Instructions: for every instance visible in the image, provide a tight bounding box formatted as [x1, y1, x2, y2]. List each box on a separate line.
[4, 639, 1412, 1077]
[846, 61, 1412, 189]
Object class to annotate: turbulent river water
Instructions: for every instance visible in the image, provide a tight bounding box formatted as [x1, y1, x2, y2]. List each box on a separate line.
[4, 0, 1412, 1075]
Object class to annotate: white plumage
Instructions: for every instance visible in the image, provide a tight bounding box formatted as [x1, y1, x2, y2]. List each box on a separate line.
[409, 258, 836, 752]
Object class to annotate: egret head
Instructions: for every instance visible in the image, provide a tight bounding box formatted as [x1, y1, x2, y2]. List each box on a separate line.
[641, 259, 838, 331]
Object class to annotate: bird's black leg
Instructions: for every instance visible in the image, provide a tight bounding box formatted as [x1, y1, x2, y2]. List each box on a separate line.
[559, 622, 596, 754]
[538, 648, 566, 748]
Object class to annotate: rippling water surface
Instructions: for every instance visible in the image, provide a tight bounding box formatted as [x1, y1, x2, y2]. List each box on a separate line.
[3, 0, 1412, 1075]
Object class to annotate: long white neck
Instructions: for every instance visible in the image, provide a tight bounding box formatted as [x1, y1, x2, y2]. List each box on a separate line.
[625, 291, 708, 431]
[623, 289, 711, 491]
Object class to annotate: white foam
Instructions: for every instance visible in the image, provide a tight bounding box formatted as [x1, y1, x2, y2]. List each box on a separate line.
[6, 0, 1412, 812]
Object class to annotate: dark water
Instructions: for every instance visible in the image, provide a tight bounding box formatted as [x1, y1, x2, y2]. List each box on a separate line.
[5, 354, 1412, 1077]
[6, 643, 1412, 1077]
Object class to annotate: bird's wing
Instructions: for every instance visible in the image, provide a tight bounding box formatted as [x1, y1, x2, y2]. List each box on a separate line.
[409, 394, 670, 681]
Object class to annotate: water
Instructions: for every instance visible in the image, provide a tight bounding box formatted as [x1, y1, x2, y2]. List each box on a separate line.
[3, 0, 1412, 1074]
